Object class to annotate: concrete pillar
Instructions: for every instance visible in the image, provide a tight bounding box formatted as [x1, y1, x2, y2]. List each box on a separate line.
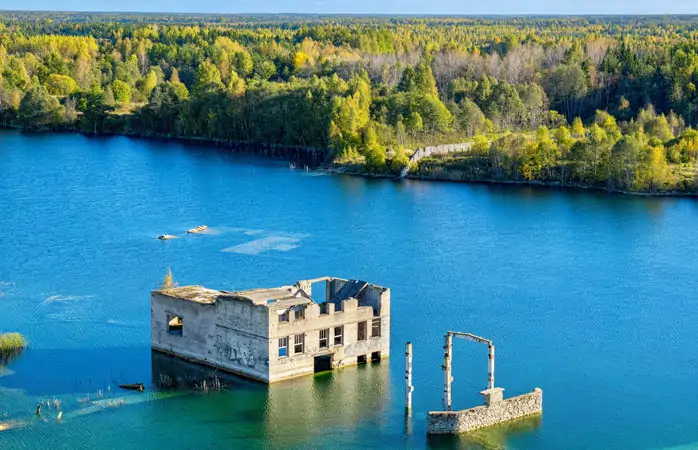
[480, 387, 505, 406]
[488, 344, 495, 390]
[405, 342, 413, 413]
[443, 333, 452, 411]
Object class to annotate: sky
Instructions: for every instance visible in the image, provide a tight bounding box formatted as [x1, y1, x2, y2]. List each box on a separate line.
[0, 0, 696, 15]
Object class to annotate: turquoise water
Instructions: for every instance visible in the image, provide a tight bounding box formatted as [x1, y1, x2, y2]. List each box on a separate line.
[1, 130, 698, 449]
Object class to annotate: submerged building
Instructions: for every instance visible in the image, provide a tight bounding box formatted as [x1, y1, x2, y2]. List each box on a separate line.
[151, 277, 390, 383]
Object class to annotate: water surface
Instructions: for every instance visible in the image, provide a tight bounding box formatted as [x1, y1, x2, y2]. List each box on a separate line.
[1, 130, 697, 449]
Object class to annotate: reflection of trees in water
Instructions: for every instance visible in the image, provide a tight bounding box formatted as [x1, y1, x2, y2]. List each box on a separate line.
[427, 414, 542, 450]
[263, 361, 391, 447]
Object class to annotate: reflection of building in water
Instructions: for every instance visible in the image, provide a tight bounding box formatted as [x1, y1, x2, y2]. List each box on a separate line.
[427, 413, 542, 450]
[151, 277, 390, 383]
[263, 360, 391, 447]
[151, 351, 255, 390]
[151, 351, 391, 448]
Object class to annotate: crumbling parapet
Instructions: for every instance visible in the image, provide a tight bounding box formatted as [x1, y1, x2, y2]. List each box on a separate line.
[427, 388, 542, 434]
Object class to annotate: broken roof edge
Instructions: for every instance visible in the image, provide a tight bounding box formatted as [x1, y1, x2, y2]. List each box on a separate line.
[152, 286, 222, 304]
[152, 277, 389, 307]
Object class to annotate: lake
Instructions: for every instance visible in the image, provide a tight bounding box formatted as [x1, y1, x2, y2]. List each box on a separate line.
[1, 130, 697, 449]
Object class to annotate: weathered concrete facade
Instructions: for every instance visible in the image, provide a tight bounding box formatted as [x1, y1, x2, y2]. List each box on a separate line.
[427, 388, 543, 434]
[151, 277, 390, 383]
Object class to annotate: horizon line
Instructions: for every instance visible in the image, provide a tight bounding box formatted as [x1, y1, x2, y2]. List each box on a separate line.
[0, 10, 697, 17]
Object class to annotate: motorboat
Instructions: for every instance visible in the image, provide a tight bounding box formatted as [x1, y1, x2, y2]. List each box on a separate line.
[157, 234, 176, 240]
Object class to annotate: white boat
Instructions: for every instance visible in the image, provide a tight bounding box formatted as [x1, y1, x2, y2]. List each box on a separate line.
[157, 234, 176, 240]
[187, 225, 208, 234]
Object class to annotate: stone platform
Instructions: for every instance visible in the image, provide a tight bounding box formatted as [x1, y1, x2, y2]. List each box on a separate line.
[427, 387, 543, 434]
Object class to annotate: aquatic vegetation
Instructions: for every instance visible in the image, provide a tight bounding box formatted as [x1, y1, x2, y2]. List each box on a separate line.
[161, 268, 177, 290]
[0, 333, 25, 365]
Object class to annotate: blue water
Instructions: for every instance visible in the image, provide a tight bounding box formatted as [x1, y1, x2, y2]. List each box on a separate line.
[1, 130, 698, 449]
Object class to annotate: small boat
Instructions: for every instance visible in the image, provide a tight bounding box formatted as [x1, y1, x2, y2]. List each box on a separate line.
[157, 234, 176, 240]
[187, 225, 208, 234]
[118, 383, 145, 392]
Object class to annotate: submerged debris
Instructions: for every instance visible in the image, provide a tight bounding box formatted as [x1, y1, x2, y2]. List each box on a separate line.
[194, 376, 224, 393]
[106, 398, 125, 408]
[187, 225, 208, 234]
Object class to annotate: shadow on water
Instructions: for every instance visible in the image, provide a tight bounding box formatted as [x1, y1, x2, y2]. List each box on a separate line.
[151, 351, 261, 393]
[119, 135, 329, 168]
[426, 414, 542, 450]
[402, 176, 679, 219]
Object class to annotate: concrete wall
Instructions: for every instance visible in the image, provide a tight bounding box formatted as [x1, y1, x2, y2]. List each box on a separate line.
[427, 388, 543, 434]
[151, 292, 217, 367]
[267, 293, 390, 382]
[359, 284, 390, 317]
[400, 142, 474, 178]
[151, 292, 270, 382]
[409, 143, 473, 164]
[212, 297, 270, 382]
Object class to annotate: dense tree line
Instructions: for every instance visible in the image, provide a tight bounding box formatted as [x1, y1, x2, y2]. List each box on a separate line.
[3, 13, 698, 191]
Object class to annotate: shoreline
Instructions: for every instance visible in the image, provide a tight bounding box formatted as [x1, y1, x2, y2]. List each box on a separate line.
[327, 166, 698, 198]
[3, 126, 696, 198]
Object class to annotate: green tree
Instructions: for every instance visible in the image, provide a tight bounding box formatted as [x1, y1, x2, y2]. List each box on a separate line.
[362, 126, 386, 172]
[390, 145, 410, 173]
[193, 61, 224, 94]
[235, 51, 254, 78]
[227, 70, 245, 96]
[112, 80, 131, 105]
[405, 111, 424, 134]
[455, 98, 486, 136]
[46, 74, 78, 96]
[18, 85, 62, 129]
[75, 85, 111, 134]
[547, 65, 588, 120]
[571, 117, 585, 138]
[139, 69, 158, 99]
[255, 60, 277, 80]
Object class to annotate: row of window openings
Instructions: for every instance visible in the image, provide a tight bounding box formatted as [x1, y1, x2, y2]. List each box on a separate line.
[278, 319, 381, 358]
[278, 307, 305, 323]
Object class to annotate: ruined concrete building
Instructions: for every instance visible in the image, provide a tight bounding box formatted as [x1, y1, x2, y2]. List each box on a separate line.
[151, 277, 390, 383]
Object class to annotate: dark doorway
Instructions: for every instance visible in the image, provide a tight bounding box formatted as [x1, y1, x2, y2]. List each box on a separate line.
[371, 351, 381, 363]
[314, 355, 332, 373]
[357, 355, 367, 364]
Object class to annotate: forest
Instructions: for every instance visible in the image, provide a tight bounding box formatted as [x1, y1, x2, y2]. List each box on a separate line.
[3, 13, 698, 192]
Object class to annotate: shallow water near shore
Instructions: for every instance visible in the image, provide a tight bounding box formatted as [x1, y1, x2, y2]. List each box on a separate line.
[1, 129, 698, 449]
